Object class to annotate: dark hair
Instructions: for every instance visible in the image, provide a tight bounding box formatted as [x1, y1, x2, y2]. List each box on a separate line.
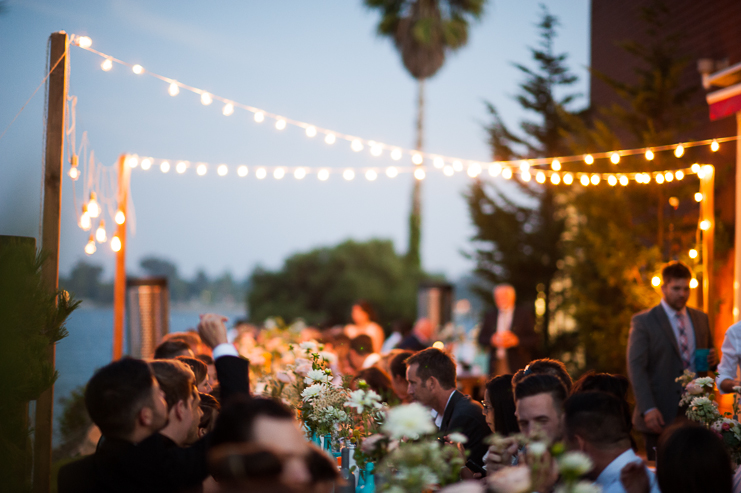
[353, 367, 395, 402]
[485, 374, 520, 435]
[662, 261, 692, 283]
[208, 446, 284, 487]
[657, 423, 732, 493]
[307, 443, 340, 483]
[564, 391, 630, 447]
[162, 330, 203, 349]
[391, 319, 413, 336]
[85, 358, 155, 440]
[176, 356, 208, 385]
[572, 371, 632, 438]
[350, 335, 374, 356]
[513, 359, 573, 393]
[405, 348, 456, 390]
[154, 339, 193, 359]
[199, 392, 220, 433]
[210, 396, 294, 448]
[149, 360, 196, 410]
[389, 350, 414, 379]
[514, 374, 567, 413]
[353, 300, 377, 322]
[195, 354, 214, 366]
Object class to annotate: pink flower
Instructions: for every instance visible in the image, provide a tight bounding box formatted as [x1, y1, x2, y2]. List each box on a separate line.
[276, 371, 295, 384]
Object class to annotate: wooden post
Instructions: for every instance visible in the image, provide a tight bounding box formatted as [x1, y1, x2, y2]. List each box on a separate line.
[113, 154, 129, 360]
[700, 166, 715, 336]
[34, 31, 68, 493]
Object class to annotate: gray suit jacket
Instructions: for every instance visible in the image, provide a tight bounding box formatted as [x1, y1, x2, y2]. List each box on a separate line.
[627, 304, 713, 433]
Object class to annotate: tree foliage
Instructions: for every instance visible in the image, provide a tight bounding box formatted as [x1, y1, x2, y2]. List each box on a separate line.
[247, 239, 425, 329]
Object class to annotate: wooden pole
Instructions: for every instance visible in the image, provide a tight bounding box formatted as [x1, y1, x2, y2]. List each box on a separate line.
[735, 112, 741, 323]
[701, 166, 715, 337]
[113, 154, 129, 360]
[34, 31, 68, 493]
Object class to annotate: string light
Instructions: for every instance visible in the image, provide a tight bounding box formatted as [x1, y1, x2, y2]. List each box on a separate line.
[467, 163, 482, 178]
[551, 159, 561, 171]
[274, 168, 285, 179]
[521, 171, 532, 182]
[76, 36, 92, 49]
[655, 174, 665, 184]
[563, 173, 574, 185]
[651, 276, 661, 287]
[217, 164, 228, 176]
[95, 220, 107, 243]
[414, 168, 426, 180]
[350, 139, 362, 152]
[111, 235, 122, 252]
[584, 154, 594, 165]
[591, 174, 600, 185]
[222, 103, 234, 116]
[176, 161, 187, 173]
[690, 278, 699, 289]
[325, 133, 336, 145]
[665, 171, 674, 182]
[695, 192, 703, 202]
[343, 169, 355, 181]
[306, 126, 317, 138]
[386, 167, 398, 178]
[411, 153, 423, 165]
[391, 149, 402, 161]
[489, 163, 502, 177]
[200, 92, 212, 105]
[580, 175, 590, 186]
[675, 144, 685, 158]
[370, 144, 383, 157]
[610, 153, 620, 164]
[365, 170, 377, 181]
[132, 64, 143, 75]
[195, 163, 207, 175]
[453, 160, 463, 172]
[535, 171, 546, 183]
[126, 155, 139, 168]
[88, 192, 100, 218]
[256, 168, 267, 179]
[550, 173, 561, 185]
[502, 168, 513, 180]
[160, 161, 170, 173]
[704, 165, 714, 176]
[697, 167, 706, 179]
[619, 175, 629, 186]
[115, 210, 126, 225]
[700, 220, 711, 231]
[645, 149, 654, 161]
[80, 205, 91, 231]
[68, 164, 80, 180]
[711, 140, 720, 152]
[691, 163, 701, 173]
[169, 82, 179, 96]
[676, 170, 684, 180]
[689, 249, 698, 259]
[254, 112, 265, 123]
[294, 168, 306, 179]
[443, 165, 454, 176]
[238, 166, 248, 177]
[85, 234, 96, 255]
[101, 58, 113, 71]
[608, 175, 618, 186]
[519, 161, 530, 172]
[141, 158, 152, 170]
[433, 157, 445, 169]
[318, 169, 330, 181]
[275, 119, 287, 130]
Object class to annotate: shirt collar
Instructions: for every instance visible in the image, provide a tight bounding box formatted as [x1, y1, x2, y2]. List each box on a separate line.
[661, 298, 686, 318]
[596, 449, 640, 486]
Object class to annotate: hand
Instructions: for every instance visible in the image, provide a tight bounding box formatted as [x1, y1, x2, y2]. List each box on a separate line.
[485, 439, 518, 473]
[708, 348, 718, 367]
[644, 408, 665, 434]
[526, 450, 558, 493]
[490, 331, 520, 349]
[720, 378, 740, 394]
[198, 314, 229, 348]
[620, 461, 650, 493]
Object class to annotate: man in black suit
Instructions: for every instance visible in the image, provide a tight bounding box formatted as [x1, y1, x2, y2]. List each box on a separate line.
[478, 284, 538, 376]
[58, 314, 250, 493]
[627, 261, 717, 460]
[406, 348, 491, 471]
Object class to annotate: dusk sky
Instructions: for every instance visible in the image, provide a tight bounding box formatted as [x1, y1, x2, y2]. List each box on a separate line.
[0, 1, 589, 282]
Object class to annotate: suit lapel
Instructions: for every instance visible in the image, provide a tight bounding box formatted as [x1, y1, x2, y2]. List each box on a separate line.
[440, 390, 461, 432]
[651, 305, 681, 358]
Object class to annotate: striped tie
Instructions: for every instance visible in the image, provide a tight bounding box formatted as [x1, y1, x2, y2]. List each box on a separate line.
[677, 313, 691, 370]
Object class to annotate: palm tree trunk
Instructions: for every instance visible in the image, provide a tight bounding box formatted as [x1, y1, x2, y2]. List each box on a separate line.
[407, 78, 424, 268]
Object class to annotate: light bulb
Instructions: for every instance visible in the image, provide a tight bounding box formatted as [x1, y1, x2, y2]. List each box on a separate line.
[365, 170, 378, 181]
[141, 158, 152, 170]
[711, 140, 720, 152]
[254, 112, 265, 123]
[237, 166, 248, 177]
[655, 174, 665, 184]
[535, 171, 546, 184]
[343, 169, 355, 181]
[386, 167, 398, 178]
[608, 175, 618, 186]
[551, 173, 561, 185]
[610, 152, 620, 164]
[275, 119, 286, 130]
[160, 161, 170, 173]
[443, 166, 454, 176]
[370, 145, 383, 157]
[305, 126, 317, 138]
[294, 168, 306, 180]
[126, 155, 139, 168]
[433, 157, 445, 169]
[521, 171, 532, 182]
[88, 192, 100, 218]
[115, 210, 126, 225]
[563, 173, 574, 185]
[217, 164, 228, 176]
[77, 36, 92, 48]
[80, 207, 91, 231]
[467, 163, 482, 178]
[520, 161, 530, 172]
[318, 169, 330, 181]
[325, 133, 336, 145]
[197, 164, 207, 176]
[580, 175, 590, 186]
[551, 159, 561, 171]
[200, 92, 212, 105]
[68, 166, 80, 180]
[411, 153, 423, 165]
[453, 160, 463, 172]
[502, 168, 513, 180]
[256, 168, 267, 179]
[651, 276, 661, 287]
[168, 82, 180, 96]
[222, 103, 234, 116]
[690, 278, 699, 289]
[111, 235, 122, 252]
[691, 163, 701, 173]
[101, 58, 113, 71]
[697, 168, 706, 179]
[432, 341, 445, 350]
[489, 163, 502, 176]
[414, 168, 426, 180]
[132, 64, 143, 75]
[695, 192, 703, 202]
[700, 220, 711, 231]
[645, 149, 654, 161]
[176, 161, 187, 174]
[591, 174, 601, 185]
[391, 149, 402, 160]
[689, 249, 698, 259]
[703, 165, 714, 176]
[619, 175, 629, 186]
[274, 168, 285, 179]
[675, 144, 685, 158]
[643, 173, 652, 183]
[584, 154, 594, 165]
[665, 172, 674, 182]
[85, 235, 96, 255]
[96, 221, 107, 243]
[351, 140, 364, 152]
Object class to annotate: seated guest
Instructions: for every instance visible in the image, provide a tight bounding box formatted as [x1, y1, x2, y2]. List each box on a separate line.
[198, 392, 220, 438]
[389, 350, 414, 403]
[405, 348, 491, 471]
[655, 423, 732, 493]
[564, 391, 659, 493]
[176, 355, 212, 394]
[348, 335, 380, 371]
[572, 371, 634, 449]
[512, 358, 573, 393]
[483, 374, 519, 435]
[398, 318, 433, 352]
[352, 367, 395, 403]
[381, 319, 413, 353]
[154, 339, 194, 359]
[344, 300, 385, 353]
[57, 313, 250, 493]
[149, 360, 202, 447]
[196, 353, 218, 389]
[209, 396, 312, 490]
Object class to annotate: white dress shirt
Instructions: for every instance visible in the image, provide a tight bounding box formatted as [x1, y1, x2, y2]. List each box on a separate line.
[595, 449, 660, 493]
[430, 390, 456, 428]
[660, 299, 696, 371]
[717, 321, 741, 393]
[495, 308, 514, 359]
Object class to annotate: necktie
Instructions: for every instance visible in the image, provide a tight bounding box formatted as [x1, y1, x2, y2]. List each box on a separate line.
[676, 313, 691, 370]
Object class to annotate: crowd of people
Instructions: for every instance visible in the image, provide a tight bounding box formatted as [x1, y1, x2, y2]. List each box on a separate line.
[57, 260, 741, 493]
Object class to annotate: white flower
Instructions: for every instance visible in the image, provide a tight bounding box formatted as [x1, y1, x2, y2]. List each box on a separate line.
[319, 351, 338, 364]
[448, 432, 468, 444]
[558, 451, 593, 476]
[294, 358, 312, 376]
[304, 369, 330, 385]
[528, 441, 547, 457]
[299, 341, 318, 352]
[439, 480, 485, 493]
[686, 382, 704, 395]
[695, 377, 714, 387]
[301, 384, 323, 400]
[345, 388, 382, 414]
[555, 481, 602, 493]
[487, 466, 532, 493]
[382, 403, 437, 439]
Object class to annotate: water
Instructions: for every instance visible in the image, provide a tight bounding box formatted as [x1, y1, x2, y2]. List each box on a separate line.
[53, 305, 245, 444]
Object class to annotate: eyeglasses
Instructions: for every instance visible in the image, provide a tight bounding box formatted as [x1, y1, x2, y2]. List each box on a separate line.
[481, 400, 490, 412]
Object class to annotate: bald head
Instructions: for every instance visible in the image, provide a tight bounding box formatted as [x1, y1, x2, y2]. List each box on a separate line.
[494, 285, 516, 310]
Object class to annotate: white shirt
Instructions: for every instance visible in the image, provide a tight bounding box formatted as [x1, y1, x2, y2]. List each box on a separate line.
[381, 332, 402, 354]
[660, 299, 696, 371]
[362, 353, 381, 369]
[717, 321, 741, 393]
[212, 343, 239, 359]
[595, 449, 660, 493]
[495, 308, 514, 359]
[430, 390, 456, 428]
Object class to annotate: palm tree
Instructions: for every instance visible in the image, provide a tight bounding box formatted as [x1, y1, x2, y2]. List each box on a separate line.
[364, 0, 486, 268]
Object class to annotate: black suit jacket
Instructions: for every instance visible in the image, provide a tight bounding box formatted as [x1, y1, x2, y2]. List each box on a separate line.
[397, 333, 428, 352]
[439, 390, 491, 469]
[477, 306, 538, 374]
[58, 355, 250, 493]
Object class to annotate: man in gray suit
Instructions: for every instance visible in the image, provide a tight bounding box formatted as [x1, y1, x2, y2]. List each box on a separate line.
[627, 261, 717, 460]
